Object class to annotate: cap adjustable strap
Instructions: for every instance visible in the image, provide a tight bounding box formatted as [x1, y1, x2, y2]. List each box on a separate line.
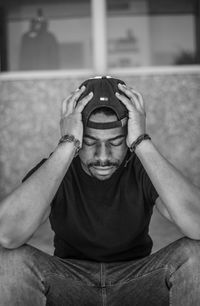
[87, 118, 127, 129]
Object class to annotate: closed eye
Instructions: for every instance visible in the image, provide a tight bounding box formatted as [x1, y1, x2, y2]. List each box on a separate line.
[83, 135, 126, 147]
[83, 138, 96, 146]
[110, 139, 125, 146]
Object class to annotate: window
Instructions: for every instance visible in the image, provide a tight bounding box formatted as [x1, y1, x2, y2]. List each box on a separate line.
[1, 0, 92, 71]
[107, 0, 199, 68]
[0, 0, 199, 72]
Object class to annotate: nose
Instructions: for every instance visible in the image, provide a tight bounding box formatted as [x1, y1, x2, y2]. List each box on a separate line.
[95, 143, 110, 162]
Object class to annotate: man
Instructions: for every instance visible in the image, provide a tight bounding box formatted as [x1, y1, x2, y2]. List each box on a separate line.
[0, 76, 200, 305]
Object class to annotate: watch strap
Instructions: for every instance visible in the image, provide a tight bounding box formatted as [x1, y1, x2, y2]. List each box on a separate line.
[58, 134, 81, 156]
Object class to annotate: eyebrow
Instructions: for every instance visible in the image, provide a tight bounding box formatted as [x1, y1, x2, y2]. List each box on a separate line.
[83, 134, 125, 141]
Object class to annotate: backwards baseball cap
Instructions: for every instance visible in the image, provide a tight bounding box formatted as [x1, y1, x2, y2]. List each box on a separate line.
[77, 76, 128, 129]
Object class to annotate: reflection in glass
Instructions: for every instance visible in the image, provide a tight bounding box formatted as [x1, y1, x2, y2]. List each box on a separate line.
[19, 9, 59, 70]
[6, 1, 92, 71]
[107, 0, 197, 68]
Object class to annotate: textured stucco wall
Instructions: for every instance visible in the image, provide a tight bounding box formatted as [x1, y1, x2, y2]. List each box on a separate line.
[0, 72, 199, 253]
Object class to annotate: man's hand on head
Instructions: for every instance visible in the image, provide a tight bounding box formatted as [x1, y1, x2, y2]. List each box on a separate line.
[60, 86, 93, 147]
[116, 83, 146, 148]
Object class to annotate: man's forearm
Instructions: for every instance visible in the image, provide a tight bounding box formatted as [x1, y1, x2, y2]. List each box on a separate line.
[0, 142, 76, 248]
[135, 139, 200, 238]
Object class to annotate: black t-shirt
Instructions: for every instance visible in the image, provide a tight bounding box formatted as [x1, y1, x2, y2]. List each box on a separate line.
[23, 152, 158, 262]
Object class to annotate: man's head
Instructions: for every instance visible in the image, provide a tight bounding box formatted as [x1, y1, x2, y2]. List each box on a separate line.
[77, 76, 129, 180]
[78, 76, 128, 129]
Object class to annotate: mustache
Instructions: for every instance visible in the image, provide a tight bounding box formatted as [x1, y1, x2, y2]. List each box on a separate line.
[88, 160, 120, 168]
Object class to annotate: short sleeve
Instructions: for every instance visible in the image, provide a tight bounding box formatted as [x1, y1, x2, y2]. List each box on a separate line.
[135, 156, 159, 207]
[142, 167, 159, 206]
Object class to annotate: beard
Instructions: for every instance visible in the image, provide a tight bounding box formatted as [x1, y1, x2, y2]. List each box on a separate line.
[87, 159, 120, 168]
[85, 159, 121, 180]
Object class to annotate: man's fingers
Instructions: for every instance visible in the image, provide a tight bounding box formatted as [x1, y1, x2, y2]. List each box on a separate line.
[61, 85, 86, 117]
[118, 83, 134, 99]
[67, 85, 86, 110]
[71, 85, 86, 104]
[75, 92, 93, 113]
[130, 94, 144, 115]
[129, 88, 145, 110]
[118, 83, 145, 115]
[115, 92, 137, 113]
[61, 95, 72, 116]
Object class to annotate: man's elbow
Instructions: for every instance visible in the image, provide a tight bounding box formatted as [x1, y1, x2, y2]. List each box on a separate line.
[185, 232, 200, 241]
[181, 224, 200, 241]
[0, 236, 14, 249]
[0, 234, 26, 249]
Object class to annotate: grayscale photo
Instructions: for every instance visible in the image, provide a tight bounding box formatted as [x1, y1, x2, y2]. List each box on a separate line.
[0, 0, 200, 305]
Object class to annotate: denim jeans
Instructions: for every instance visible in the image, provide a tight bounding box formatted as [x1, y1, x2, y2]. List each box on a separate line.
[0, 237, 200, 306]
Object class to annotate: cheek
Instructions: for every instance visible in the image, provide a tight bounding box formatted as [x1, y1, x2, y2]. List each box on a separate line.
[113, 146, 128, 160]
[78, 145, 94, 163]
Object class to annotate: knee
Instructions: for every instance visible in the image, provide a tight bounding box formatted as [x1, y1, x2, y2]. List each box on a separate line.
[0, 245, 46, 304]
[0, 244, 37, 280]
[165, 237, 200, 291]
[0, 243, 36, 261]
[178, 237, 200, 259]
[172, 237, 200, 271]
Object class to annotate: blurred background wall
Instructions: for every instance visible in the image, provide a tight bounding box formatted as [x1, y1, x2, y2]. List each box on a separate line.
[0, 0, 200, 255]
